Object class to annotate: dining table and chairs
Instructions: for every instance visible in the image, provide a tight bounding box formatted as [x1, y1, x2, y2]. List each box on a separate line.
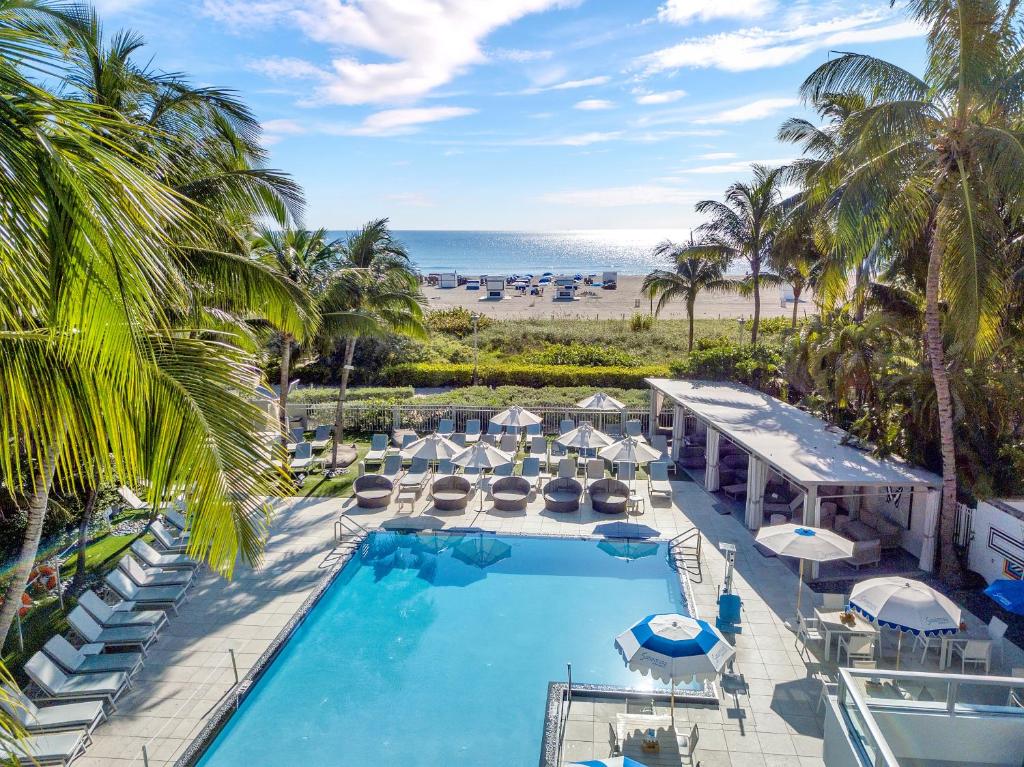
[813, 607, 879, 661]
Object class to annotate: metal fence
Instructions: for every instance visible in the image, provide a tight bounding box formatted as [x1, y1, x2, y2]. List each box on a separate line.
[287, 402, 673, 436]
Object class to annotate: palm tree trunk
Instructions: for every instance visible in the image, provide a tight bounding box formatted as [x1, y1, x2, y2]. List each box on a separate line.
[0, 443, 60, 646]
[686, 297, 696, 352]
[71, 483, 99, 592]
[924, 231, 960, 585]
[751, 268, 761, 345]
[329, 338, 357, 470]
[278, 333, 292, 446]
[791, 285, 801, 329]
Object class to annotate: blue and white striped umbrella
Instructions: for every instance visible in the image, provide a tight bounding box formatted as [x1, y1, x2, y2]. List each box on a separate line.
[572, 758, 648, 767]
[616, 613, 735, 685]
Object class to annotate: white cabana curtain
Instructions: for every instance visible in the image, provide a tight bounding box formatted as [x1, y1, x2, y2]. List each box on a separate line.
[918, 488, 941, 572]
[671, 405, 685, 460]
[649, 390, 665, 439]
[744, 455, 769, 529]
[704, 428, 721, 490]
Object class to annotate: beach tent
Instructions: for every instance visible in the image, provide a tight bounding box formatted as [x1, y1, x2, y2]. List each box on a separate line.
[439, 272, 458, 288]
[484, 276, 505, 300]
[554, 277, 577, 301]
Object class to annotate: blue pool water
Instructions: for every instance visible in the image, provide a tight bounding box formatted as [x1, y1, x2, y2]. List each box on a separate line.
[197, 533, 688, 766]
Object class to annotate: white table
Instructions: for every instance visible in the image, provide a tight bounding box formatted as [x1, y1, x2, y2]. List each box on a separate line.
[815, 609, 878, 660]
[937, 633, 989, 670]
[627, 492, 646, 516]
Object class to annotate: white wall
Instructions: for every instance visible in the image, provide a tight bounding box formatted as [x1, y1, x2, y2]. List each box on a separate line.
[969, 500, 1024, 584]
[874, 707, 1024, 766]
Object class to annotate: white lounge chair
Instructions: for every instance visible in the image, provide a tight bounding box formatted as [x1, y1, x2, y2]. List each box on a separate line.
[24, 652, 129, 710]
[364, 434, 389, 465]
[117, 486, 172, 513]
[162, 508, 188, 533]
[310, 424, 332, 450]
[648, 462, 672, 498]
[0, 730, 89, 766]
[67, 607, 159, 655]
[379, 454, 405, 484]
[119, 554, 192, 588]
[527, 436, 549, 468]
[285, 426, 305, 452]
[149, 520, 188, 553]
[520, 457, 544, 490]
[131, 539, 197, 571]
[463, 419, 481, 444]
[78, 590, 167, 631]
[399, 458, 430, 491]
[583, 459, 605, 492]
[557, 457, 577, 479]
[104, 570, 189, 614]
[290, 442, 317, 472]
[44, 635, 143, 678]
[1, 684, 105, 739]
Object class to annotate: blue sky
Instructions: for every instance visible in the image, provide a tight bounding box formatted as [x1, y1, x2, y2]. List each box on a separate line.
[97, 0, 926, 230]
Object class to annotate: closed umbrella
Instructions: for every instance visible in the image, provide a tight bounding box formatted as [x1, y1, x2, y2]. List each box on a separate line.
[576, 392, 625, 411]
[754, 525, 855, 615]
[615, 613, 734, 724]
[452, 442, 514, 510]
[490, 405, 542, 429]
[849, 576, 961, 668]
[984, 579, 1024, 615]
[557, 423, 613, 451]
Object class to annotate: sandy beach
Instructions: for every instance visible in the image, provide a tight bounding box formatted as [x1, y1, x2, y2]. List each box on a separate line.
[422, 275, 811, 321]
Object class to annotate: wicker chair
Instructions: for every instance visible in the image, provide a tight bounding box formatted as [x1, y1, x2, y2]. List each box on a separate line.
[430, 475, 471, 511]
[353, 474, 393, 509]
[590, 478, 629, 515]
[543, 477, 583, 513]
[490, 476, 531, 512]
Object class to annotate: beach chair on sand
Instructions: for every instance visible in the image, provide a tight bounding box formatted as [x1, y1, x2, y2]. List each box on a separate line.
[464, 419, 481, 444]
[78, 590, 167, 631]
[1, 683, 106, 740]
[648, 462, 672, 498]
[25, 653, 129, 711]
[437, 418, 455, 436]
[365, 434, 389, 465]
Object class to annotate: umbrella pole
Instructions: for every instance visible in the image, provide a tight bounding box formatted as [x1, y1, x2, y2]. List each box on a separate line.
[796, 559, 804, 616]
[896, 631, 902, 670]
[670, 675, 675, 726]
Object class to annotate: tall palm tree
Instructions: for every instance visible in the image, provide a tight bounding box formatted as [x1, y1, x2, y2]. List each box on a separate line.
[690, 164, 784, 344]
[252, 225, 341, 438]
[642, 240, 734, 351]
[798, 0, 1021, 581]
[323, 219, 426, 469]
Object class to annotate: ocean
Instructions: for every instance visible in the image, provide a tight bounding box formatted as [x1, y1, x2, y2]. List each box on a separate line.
[326, 229, 691, 276]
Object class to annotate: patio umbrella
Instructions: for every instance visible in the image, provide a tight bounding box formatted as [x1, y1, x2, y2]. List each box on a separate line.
[753, 525, 855, 615]
[597, 539, 660, 561]
[599, 437, 663, 493]
[557, 423, 614, 452]
[490, 405, 543, 429]
[849, 576, 961, 668]
[401, 433, 461, 469]
[453, 534, 512, 569]
[452, 442, 514, 510]
[615, 613, 734, 724]
[984, 579, 1024, 615]
[576, 392, 626, 411]
[572, 759, 649, 767]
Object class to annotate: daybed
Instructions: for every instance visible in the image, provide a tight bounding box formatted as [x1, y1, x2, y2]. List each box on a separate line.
[543, 477, 583, 513]
[353, 474, 393, 509]
[490, 476, 531, 512]
[430, 475, 471, 511]
[590, 478, 630, 515]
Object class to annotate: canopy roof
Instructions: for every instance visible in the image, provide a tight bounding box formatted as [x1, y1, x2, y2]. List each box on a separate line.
[648, 378, 940, 488]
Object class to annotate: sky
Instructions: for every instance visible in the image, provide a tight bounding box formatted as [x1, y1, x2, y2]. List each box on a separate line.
[96, 0, 926, 230]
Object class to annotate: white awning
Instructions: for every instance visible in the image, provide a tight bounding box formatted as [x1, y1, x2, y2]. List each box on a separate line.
[647, 378, 940, 489]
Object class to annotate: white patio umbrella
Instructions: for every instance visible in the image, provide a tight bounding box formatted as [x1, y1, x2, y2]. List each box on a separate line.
[615, 613, 735, 724]
[401, 433, 461, 471]
[556, 423, 614, 451]
[576, 392, 625, 411]
[599, 437, 663, 493]
[490, 405, 543, 429]
[754, 525, 855, 615]
[849, 576, 961, 668]
[452, 442, 514, 510]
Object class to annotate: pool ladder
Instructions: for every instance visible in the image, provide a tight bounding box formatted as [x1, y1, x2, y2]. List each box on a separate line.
[334, 514, 370, 554]
[668, 527, 702, 582]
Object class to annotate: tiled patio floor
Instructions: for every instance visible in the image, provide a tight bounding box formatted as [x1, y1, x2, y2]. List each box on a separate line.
[76, 472, 1024, 766]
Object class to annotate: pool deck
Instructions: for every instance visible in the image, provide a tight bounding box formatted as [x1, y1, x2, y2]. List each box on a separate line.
[74, 474, 1024, 767]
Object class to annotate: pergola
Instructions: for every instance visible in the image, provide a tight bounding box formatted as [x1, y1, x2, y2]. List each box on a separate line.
[647, 378, 943, 571]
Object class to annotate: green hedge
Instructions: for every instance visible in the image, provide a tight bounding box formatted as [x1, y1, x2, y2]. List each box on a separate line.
[382, 362, 669, 388]
[668, 342, 783, 386]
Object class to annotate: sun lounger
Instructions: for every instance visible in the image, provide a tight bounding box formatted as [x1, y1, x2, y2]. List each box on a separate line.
[0, 729, 89, 765]
[310, 425, 332, 450]
[162, 508, 189, 533]
[290, 442, 318, 472]
[526, 423, 542, 437]
[68, 607, 159, 655]
[379, 454, 405, 483]
[44, 636, 143, 678]
[104, 570, 189, 614]
[119, 554, 192, 588]
[527, 436, 549, 468]
[78, 590, 167, 631]
[149, 520, 188, 553]
[557, 457, 577, 479]
[498, 433, 518, 454]
[285, 426, 305, 452]
[131, 539, 197, 571]
[493, 462, 514, 477]
[117, 486, 172, 513]
[400, 458, 430, 491]
[365, 433, 389, 465]
[519, 457, 544, 490]
[559, 419, 574, 435]
[481, 433, 497, 446]
[25, 652, 129, 710]
[648, 461, 672, 498]
[437, 418, 455, 436]
[583, 458, 606, 492]
[2, 684, 105, 739]
[624, 419, 643, 438]
[464, 419, 481, 444]
[651, 434, 670, 461]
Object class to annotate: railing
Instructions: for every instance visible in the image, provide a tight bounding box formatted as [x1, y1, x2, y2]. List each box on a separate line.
[334, 514, 370, 543]
[668, 527, 702, 582]
[953, 501, 974, 551]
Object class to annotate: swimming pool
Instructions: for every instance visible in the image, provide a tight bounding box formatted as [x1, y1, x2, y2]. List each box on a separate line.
[195, 532, 689, 766]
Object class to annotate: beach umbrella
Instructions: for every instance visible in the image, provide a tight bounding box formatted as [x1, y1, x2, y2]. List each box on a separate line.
[576, 392, 626, 411]
[557, 423, 614, 451]
[452, 442, 514, 510]
[571, 759, 649, 767]
[984, 579, 1024, 616]
[615, 613, 734, 724]
[849, 576, 961, 668]
[597, 539, 659, 561]
[599, 437, 662, 492]
[753, 525, 855, 615]
[401, 433, 461, 469]
[453, 534, 512, 569]
[490, 405, 543, 429]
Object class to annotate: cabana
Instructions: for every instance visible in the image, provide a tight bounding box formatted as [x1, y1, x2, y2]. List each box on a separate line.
[483, 276, 506, 300]
[647, 378, 943, 572]
[439, 272, 458, 289]
[553, 277, 577, 301]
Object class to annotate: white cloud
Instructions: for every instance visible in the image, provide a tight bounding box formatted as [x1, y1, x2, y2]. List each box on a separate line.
[657, 0, 774, 24]
[519, 75, 611, 95]
[637, 9, 922, 74]
[696, 151, 737, 160]
[540, 184, 704, 207]
[540, 131, 623, 146]
[677, 156, 794, 174]
[693, 97, 799, 124]
[348, 107, 477, 136]
[262, 118, 306, 135]
[636, 90, 686, 105]
[91, 0, 149, 12]
[207, 0, 576, 105]
[493, 48, 553, 63]
[574, 99, 614, 110]
[249, 57, 330, 81]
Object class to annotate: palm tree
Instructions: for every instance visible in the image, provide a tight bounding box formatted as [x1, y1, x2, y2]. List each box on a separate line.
[252, 225, 341, 438]
[691, 164, 784, 344]
[323, 219, 426, 469]
[798, 0, 1022, 582]
[642, 240, 734, 351]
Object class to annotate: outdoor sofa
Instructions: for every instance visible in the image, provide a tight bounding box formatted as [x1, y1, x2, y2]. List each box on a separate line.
[490, 476, 530, 512]
[589, 478, 630, 515]
[543, 477, 582, 513]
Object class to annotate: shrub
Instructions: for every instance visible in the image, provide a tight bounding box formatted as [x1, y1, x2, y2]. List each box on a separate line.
[757, 316, 794, 335]
[694, 335, 735, 351]
[670, 341, 783, 387]
[289, 386, 415, 405]
[382, 362, 669, 389]
[413, 385, 649, 408]
[629, 313, 654, 332]
[532, 343, 638, 367]
[426, 307, 493, 337]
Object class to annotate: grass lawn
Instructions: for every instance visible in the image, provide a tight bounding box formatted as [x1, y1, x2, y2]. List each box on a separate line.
[293, 439, 370, 498]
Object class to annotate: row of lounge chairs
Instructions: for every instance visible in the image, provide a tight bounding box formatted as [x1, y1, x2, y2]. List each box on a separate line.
[7, 511, 198, 765]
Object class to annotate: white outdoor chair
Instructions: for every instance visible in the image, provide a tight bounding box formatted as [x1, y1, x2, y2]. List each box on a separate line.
[952, 639, 992, 673]
[796, 614, 824, 656]
[821, 593, 847, 610]
[838, 634, 875, 665]
[677, 722, 699, 764]
[913, 631, 942, 664]
[988, 616, 1008, 664]
[816, 678, 838, 713]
